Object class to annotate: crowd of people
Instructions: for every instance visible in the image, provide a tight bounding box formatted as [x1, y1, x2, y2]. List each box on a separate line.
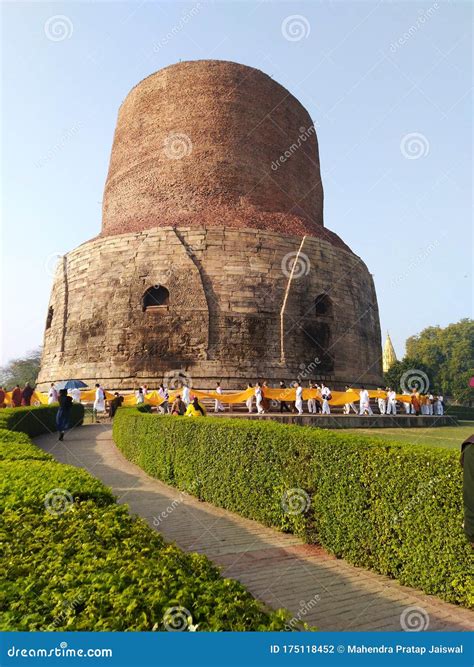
[87, 383, 208, 422]
[0, 380, 446, 420]
[0, 383, 35, 408]
[244, 382, 445, 417]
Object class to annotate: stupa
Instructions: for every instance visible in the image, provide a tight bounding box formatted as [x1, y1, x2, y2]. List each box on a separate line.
[38, 60, 383, 389]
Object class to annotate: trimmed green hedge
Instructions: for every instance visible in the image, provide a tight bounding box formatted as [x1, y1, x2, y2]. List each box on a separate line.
[0, 411, 287, 631]
[446, 405, 474, 421]
[1, 502, 287, 631]
[0, 430, 52, 461]
[113, 411, 473, 608]
[0, 404, 84, 436]
[0, 460, 115, 510]
[0, 430, 31, 443]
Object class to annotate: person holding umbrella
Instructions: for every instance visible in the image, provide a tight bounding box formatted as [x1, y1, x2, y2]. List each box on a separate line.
[61, 379, 87, 403]
[70, 387, 81, 402]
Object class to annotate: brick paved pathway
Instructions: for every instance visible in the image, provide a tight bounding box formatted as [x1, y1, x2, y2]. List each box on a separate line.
[35, 424, 474, 632]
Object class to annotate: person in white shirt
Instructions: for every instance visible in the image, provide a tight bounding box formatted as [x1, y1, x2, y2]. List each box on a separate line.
[70, 387, 81, 403]
[158, 384, 169, 414]
[214, 382, 225, 413]
[320, 384, 331, 415]
[182, 384, 191, 407]
[402, 391, 411, 414]
[359, 386, 373, 415]
[48, 383, 58, 404]
[245, 383, 253, 413]
[427, 394, 434, 416]
[376, 388, 386, 415]
[295, 381, 304, 415]
[255, 382, 264, 414]
[307, 383, 318, 414]
[344, 386, 358, 415]
[136, 387, 145, 404]
[435, 394, 444, 415]
[93, 383, 106, 422]
[386, 388, 397, 415]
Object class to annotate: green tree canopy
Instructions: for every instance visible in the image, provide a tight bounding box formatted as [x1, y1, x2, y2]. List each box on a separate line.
[383, 357, 433, 395]
[402, 319, 473, 404]
[0, 348, 42, 389]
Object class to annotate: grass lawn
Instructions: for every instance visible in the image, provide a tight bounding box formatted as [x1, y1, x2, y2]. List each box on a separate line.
[343, 421, 474, 451]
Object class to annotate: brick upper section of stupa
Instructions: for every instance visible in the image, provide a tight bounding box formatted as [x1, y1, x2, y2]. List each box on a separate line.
[101, 60, 351, 252]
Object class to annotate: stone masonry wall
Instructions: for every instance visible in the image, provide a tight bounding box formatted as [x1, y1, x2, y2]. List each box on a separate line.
[37, 226, 383, 390]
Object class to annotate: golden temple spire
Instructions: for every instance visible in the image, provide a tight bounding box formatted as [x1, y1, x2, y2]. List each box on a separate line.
[383, 331, 397, 373]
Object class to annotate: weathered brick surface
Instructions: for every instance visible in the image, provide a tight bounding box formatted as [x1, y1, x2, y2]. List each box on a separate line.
[101, 60, 330, 241]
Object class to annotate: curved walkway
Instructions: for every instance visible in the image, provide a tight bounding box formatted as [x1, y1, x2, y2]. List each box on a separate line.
[35, 424, 474, 632]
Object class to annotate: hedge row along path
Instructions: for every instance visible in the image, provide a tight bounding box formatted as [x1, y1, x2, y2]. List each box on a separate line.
[35, 424, 474, 632]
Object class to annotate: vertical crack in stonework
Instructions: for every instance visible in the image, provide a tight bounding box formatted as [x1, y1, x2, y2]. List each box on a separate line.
[280, 235, 307, 364]
[172, 228, 216, 360]
[60, 255, 68, 354]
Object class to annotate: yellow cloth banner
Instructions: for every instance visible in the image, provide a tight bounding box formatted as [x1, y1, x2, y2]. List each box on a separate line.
[33, 390, 49, 405]
[3, 387, 417, 408]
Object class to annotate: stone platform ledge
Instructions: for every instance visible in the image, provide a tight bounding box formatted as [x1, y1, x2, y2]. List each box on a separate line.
[213, 414, 458, 429]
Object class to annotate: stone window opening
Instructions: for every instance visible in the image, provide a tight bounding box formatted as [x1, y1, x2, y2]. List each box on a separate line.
[315, 293, 333, 317]
[143, 285, 170, 312]
[45, 306, 54, 330]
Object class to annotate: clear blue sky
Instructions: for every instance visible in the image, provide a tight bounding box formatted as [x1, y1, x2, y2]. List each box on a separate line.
[1, 0, 472, 365]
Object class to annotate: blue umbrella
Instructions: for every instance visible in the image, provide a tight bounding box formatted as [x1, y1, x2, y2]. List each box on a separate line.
[57, 380, 88, 390]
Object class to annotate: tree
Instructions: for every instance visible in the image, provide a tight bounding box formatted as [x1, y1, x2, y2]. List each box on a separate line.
[0, 348, 42, 388]
[384, 357, 433, 394]
[405, 319, 474, 404]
